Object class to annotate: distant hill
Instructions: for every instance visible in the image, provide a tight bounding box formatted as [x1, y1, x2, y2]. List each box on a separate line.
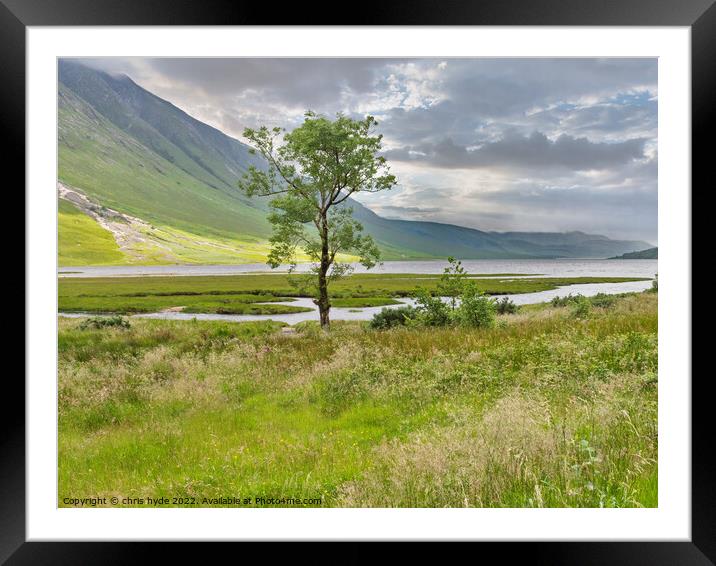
[610, 247, 658, 259]
[57, 60, 654, 265]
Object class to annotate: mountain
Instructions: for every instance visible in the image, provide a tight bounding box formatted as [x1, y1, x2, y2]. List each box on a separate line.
[610, 247, 658, 259]
[57, 60, 652, 265]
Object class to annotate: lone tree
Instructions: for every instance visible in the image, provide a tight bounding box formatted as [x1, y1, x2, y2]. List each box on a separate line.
[238, 112, 397, 329]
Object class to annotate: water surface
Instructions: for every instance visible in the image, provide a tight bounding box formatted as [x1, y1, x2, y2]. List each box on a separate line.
[59, 279, 654, 325]
[59, 259, 657, 279]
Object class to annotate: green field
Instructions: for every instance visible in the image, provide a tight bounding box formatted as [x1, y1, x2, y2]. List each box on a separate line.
[58, 273, 649, 314]
[60, 294, 311, 315]
[58, 292, 657, 507]
[58, 200, 127, 266]
[330, 297, 402, 308]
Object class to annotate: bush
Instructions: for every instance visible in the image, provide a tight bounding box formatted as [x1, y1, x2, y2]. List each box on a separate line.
[590, 293, 616, 309]
[648, 274, 658, 293]
[413, 290, 452, 327]
[570, 296, 592, 319]
[369, 306, 418, 330]
[79, 315, 131, 330]
[495, 297, 518, 314]
[455, 284, 496, 328]
[551, 294, 583, 308]
[438, 256, 468, 310]
[553, 292, 617, 310]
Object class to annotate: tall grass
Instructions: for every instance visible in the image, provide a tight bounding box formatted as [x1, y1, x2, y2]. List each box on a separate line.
[58, 293, 657, 507]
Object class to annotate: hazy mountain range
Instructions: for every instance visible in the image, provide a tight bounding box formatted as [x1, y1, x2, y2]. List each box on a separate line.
[610, 247, 658, 259]
[57, 60, 652, 266]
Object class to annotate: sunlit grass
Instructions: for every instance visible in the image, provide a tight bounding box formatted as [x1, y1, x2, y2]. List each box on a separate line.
[58, 293, 310, 315]
[58, 292, 657, 507]
[58, 199, 127, 266]
[331, 297, 402, 308]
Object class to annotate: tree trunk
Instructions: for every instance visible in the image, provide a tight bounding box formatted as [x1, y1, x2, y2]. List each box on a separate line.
[317, 269, 330, 330]
[317, 216, 331, 330]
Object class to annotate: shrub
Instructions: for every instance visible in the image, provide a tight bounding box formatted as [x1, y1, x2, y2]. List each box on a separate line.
[554, 292, 620, 310]
[648, 274, 658, 293]
[590, 293, 616, 309]
[551, 294, 582, 308]
[369, 306, 418, 330]
[79, 315, 131, 330]
[495, 297, 519, 314]
[413, 289, 452, 327]
[438, 256, 468, 310]
[455, 284, 496, 328]
[570, 296, 592, 319]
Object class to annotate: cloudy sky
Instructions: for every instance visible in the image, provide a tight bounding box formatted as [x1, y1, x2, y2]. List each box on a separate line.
[81, 57, 657, 244]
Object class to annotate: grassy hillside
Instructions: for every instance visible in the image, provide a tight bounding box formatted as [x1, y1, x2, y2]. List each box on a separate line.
[59, 84, 272, 241]
[58, 199, 127, 266]
[58, 60, 265, 195]
[57, 60, 653, 265]
[56, 68, 419, 263]
[58, 292, 657, 507]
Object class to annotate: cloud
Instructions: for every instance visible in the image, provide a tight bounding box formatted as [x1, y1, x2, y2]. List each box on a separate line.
[444, 58, 656, 119]
[384, 132, 647, 171]
[79, 57, 383, 104]
[65, 56, 658, 242]
[372, 205, 443, 215]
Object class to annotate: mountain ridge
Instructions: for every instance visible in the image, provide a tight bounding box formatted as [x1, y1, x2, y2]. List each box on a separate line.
[57, 60, 653, 265]
[610, 247, 658, 259]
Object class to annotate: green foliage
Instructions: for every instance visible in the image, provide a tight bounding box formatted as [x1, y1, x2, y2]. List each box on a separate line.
[238, 112, 397, 327]
[239, 114, 395, 275]
[408, 260, 497, 329]
[589, 293, 616, 309]
[454, 283, 497, 328]
[79, 315, 131, 330]
[413, 289, 452, 327]
[369, 306, 419, 330]
[648, 274, 658, 293]
[552, 293, 616, 311]
[495, 297, 519, 314]
[570, 296, 593, 319]
[438, 256, 468, 310]
[551, 293, 583, 307]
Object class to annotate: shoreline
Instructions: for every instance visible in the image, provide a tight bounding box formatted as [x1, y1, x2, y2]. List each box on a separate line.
[58, 280, 654, 325]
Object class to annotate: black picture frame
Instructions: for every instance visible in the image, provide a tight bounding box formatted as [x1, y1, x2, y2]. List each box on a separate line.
[6, 0, 706, 562]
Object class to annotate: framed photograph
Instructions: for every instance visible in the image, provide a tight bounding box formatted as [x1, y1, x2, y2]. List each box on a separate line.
[10, 0, 707, 561]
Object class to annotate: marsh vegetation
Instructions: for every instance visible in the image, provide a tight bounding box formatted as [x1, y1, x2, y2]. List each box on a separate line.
[58, 272, 648, 315]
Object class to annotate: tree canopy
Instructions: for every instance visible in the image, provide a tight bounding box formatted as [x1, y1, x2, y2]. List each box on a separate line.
[238, 111, 397, 328]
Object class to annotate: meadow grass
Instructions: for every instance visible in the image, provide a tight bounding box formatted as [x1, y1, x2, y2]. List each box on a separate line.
[330, 297, 402, 308]
[58, 293, 310, 315]
[58, 273, 648, 314]
[58, 292, 657, 508]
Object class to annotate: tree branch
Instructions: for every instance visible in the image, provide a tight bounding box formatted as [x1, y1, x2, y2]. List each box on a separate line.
[332, 189, 357, 206]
